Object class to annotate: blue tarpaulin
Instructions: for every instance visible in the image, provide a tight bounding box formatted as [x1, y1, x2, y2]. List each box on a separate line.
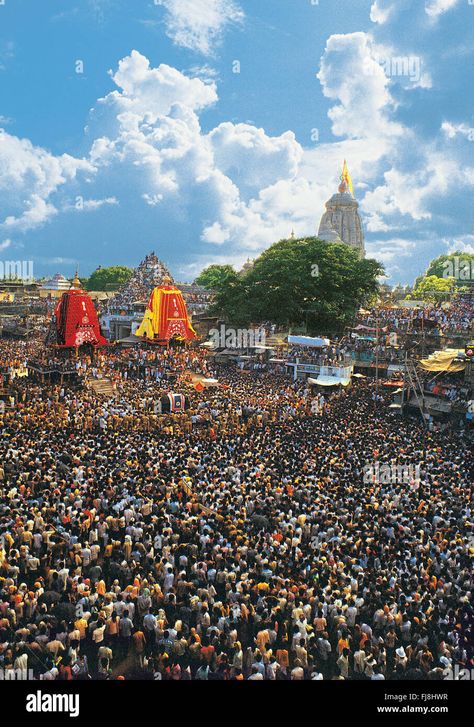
[288, 335, 330, 348]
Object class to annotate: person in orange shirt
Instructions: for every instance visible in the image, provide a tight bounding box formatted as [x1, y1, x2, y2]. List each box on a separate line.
[131, 628, 146, 667]
[337, 633, 350, 655]
[276, 646, 289, 677]
[106, 611, 120, 647]
[74, 616, 88, 641]
[255, 627, 270, 655]
[314, 611, 327, 634]
[200, 638, 215, 666]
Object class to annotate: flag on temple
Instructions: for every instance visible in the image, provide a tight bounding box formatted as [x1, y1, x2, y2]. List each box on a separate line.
[342, 160, 354, 197]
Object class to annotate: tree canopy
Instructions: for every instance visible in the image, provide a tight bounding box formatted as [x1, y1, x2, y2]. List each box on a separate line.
[85, 266, 133, 291]
[195, 264, 237, 290]
[203, 237, 383, 333]
[409, 274, 455, 302]
[425, 251, 474, 280]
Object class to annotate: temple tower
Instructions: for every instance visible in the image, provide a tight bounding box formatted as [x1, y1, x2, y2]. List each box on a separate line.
[318, 161, 365, 257]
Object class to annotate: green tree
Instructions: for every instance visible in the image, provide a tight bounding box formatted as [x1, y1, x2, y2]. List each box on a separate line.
[195, 264, 237, 290]
[425, 251, 474, 280]
[210, 237, 383, 333]
[409, 275, 454, 302]
[85, 266, 133, 291]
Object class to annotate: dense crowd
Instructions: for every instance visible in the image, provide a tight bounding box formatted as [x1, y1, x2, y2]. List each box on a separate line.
[287, 344, 350, 367]
[111, 254, 172, 311]
[356, 299, 473, 337]
[81, 345, 212, 384]
[177, 287, 214, 315]
[287, 340, 405, 367]
[106, 253, 213, 318]
[0, 337, 472, 682]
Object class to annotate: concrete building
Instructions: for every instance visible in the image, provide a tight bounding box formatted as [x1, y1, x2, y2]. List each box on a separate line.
[41, 273, 71, 291]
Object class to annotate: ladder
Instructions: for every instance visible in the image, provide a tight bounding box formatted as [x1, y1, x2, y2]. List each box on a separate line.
[404, 355, 427, 422]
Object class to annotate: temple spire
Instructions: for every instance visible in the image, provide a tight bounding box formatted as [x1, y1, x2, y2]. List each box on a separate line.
[71, 268, 81, 289]
[162, 273, 172, 286]
[317, 161, 365, 257]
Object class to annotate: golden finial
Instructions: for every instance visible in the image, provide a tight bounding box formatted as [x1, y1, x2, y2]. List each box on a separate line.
[71, 268, 81, 289]
[162, 273, 172, 286]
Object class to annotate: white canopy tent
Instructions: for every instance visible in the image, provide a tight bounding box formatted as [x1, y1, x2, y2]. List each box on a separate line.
[308, 376, 351, 387]
[288, 335, 330, 347]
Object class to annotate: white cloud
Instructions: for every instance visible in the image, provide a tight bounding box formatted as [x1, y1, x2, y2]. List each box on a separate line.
[362, 157, 473, 223]
[84, 52, 230, 216]
[365, 212, 390, 232]
[88, 50, 218, 138]
[441, 121, 474, 140]
[4, 195, 58, 232]
[0, 41, 14, 72]
[444, 235, 474, 255]
[38, 256, 77, 265]
[425, 0, 460, 18]
[317, 32, 404, 140]
[160, 0, 244, 56]
[110, 51, 218, 113]
[82, 51, 312, 254]
[177, 251, 251, 278]
[411, 72, 432, 90]
[366, 40, 433, 90]
[77, 196, 118, 211]
[365, 237, 417, 279]
[142, 193, 163, 206]
[1, 46, 470, 283]
[201, 221, 230, 244]
[370, 1, 395, 24]
[201, 176, 318, 250]
[207, 122, 302, 194]
[313, 31, 473, 244]
[0, 131, 92, 231]
[0, 238, 12, 252]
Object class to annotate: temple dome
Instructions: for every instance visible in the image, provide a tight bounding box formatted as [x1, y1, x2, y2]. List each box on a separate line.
[317, 161, 365, 257]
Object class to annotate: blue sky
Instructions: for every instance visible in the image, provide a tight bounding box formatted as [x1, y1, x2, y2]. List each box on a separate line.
[0, 0, 472, 283]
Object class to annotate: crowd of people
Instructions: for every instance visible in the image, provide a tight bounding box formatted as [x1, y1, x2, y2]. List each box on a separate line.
[287, 344, 351, 367]
[285, 296, 474, 371]
[177, 286, 214, 315]
[355, 298, 473, 337]
[0, 334, 471, 682]
[287, 339, 406, 368]
[104, 253, 213, 320]
[110, 254, 173, 311]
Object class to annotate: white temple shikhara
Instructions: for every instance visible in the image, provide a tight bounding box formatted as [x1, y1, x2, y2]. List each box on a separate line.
[318, 161, 365, 257]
